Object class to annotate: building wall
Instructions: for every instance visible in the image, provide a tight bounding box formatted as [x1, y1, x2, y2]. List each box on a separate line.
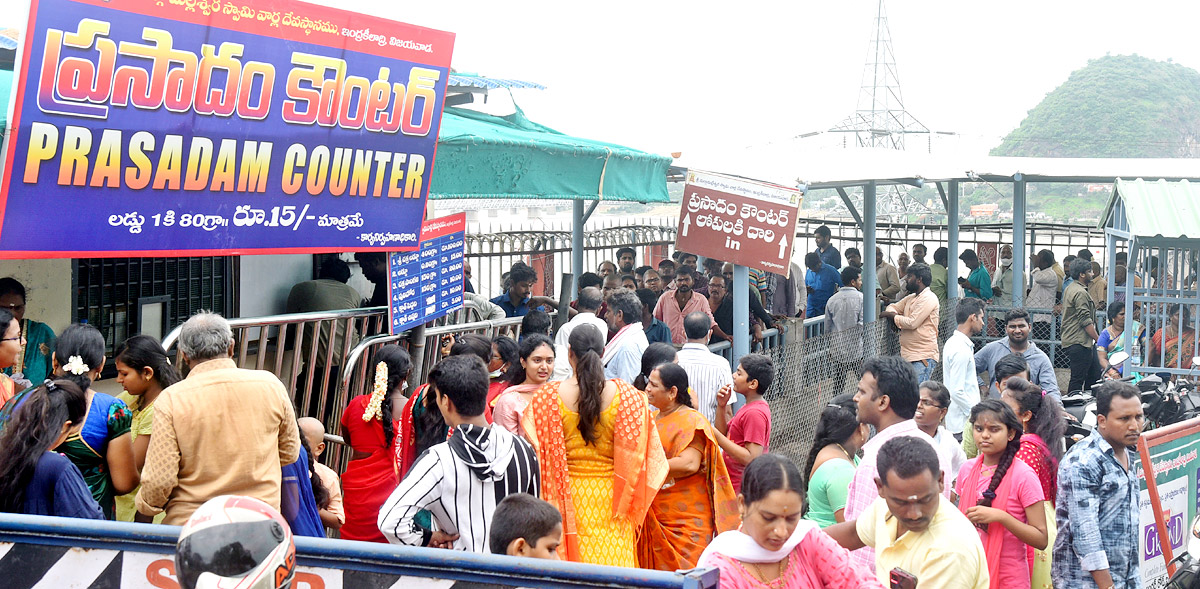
[237, 254, 376, 318]
[238, 254, 316, 318]
[0, 259, 73, 334]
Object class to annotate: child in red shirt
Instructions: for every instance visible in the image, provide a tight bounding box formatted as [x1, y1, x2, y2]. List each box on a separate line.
[715, 353, 774, 491]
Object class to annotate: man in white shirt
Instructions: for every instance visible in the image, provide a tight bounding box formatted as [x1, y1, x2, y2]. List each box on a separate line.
[601, 289, 648, 384]
[943, 299, 985, 440]
[553, 286, 608, 380]
[1027, 249, 1059, 326]
[676, 311, 734, 423]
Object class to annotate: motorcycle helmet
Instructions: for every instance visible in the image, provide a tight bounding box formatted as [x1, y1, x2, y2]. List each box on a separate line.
[175, 495, 296, 589]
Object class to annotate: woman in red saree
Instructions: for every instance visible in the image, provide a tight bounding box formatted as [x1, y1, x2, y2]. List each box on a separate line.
[339, 345, 408, 542]
[638, 363, 738, 571]
[521, 324, 667, 566]
[1150, 304, 1197, 372]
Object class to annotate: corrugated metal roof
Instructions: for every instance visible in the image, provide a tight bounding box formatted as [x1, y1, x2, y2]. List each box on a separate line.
[680, 143, 1200, 189]
[1101, 178, 1200, 239]
[447, 74, 545, 90]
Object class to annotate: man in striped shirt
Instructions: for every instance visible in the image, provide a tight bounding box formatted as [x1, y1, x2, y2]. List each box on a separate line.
[378, 355, 540, 552]
[677, 311, 733, 424]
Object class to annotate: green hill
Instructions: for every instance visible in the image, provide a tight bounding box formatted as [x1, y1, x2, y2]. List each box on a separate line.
[992, 54, 1200, 158]
[989, 55, 1200, 220]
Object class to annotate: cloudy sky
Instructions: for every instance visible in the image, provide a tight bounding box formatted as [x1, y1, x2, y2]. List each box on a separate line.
[7, 1, 1198, 160]
[308, 0, 1200, 160]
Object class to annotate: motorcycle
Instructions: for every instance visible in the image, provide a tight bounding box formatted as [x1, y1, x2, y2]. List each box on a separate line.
[1167, 514, 1200, 588]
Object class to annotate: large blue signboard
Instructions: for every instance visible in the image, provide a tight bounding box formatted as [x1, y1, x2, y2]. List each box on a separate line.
[389, 213, 464, 334]
[0, 0, 454, 257]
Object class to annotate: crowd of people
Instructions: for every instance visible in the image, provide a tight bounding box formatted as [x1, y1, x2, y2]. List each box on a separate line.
[0, 236, 1155, 589]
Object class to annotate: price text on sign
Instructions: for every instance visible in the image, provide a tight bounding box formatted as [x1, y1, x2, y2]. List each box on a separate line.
[674, 171, 802, 274]
[0, 0, 454, 257]
[389, 213, 466, 334]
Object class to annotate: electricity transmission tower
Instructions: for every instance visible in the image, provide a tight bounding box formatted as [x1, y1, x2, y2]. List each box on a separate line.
[829, 0, 930, 150]
[827, 0, 936, 218]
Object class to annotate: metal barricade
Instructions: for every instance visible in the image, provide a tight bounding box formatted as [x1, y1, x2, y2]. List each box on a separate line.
[0, 513, 718, 588]
[705, 326, 785, 366]
[329, 314, 530, 472]
[159, 303, 489, 421]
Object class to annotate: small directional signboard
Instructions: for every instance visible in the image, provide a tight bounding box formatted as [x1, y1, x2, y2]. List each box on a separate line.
[675, 171, 803, 275]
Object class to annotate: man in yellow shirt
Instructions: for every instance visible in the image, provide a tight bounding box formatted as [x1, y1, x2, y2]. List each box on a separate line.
[826, 436, 988, 588]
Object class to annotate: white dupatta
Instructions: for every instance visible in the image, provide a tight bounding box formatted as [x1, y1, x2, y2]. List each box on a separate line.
[697, 519, 818, 565]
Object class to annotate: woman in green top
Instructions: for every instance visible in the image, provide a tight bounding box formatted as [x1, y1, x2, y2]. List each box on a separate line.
[802, 401, 869, 528]
[0, 278, 56, 389]
[112, 335, 181, 522]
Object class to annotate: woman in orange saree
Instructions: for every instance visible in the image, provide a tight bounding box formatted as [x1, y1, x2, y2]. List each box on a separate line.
[639, 363, 739, 571]
[521, 324, 667, 567]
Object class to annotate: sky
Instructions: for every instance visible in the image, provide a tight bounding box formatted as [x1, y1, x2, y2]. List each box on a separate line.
[297, 0, 1200, 161]
[6, 1, 1199, 161]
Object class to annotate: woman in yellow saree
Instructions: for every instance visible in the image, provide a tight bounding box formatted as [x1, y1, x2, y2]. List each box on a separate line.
[639, 362, 739, 571]
[522, 324, 667, 567]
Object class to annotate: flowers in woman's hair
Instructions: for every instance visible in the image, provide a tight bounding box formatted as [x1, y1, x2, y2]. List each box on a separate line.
[364, 361, 388, 422]
[63, 355, 89, 375]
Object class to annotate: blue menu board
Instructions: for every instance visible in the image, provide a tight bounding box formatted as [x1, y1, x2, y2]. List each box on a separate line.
[389, 213, 466, 334]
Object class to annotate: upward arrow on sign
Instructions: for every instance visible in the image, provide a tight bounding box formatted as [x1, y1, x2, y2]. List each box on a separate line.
[778, 234, 788, 259]
[681, 214, 692, 237]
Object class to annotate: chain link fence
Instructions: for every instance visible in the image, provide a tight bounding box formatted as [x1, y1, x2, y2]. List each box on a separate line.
[763, 298, 963, 466]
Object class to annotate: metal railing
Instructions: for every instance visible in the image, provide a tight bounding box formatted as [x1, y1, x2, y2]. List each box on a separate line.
[159, 303, 490, 420]
[466, 220, 677, 300]
[328, 314, 533, 472]
[0, 513, 718, 588]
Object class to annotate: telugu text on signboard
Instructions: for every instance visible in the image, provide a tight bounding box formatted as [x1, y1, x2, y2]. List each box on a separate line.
[0, 0, 454, 257]
[388, 213, 465, 335]
[675, 170, 802, 275]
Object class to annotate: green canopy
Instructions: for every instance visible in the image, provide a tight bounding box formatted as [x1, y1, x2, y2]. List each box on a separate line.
[0, 69, 11, 133]
[0, 76, 670, 203]
[430, 106, 671, 203]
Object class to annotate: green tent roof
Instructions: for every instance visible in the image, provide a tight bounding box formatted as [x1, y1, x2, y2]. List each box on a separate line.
[430, 106, 671, 202]
[0, 74, 669, 203]
[1102, 178, 1200, 239]
[0, 69, 11, 134]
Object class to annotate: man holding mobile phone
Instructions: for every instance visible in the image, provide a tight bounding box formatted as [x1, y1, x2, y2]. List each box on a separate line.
[826, 436, 989, 588]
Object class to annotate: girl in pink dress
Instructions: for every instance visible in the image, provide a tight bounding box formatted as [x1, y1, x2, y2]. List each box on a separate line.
[491, 334, 555, 435]
[955, 399, 1049, 589]
[698, 454, 881, 589]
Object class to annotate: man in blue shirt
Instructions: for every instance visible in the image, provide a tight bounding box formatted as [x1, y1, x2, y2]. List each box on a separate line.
[636, 288, 672, 344]
[814, 225, 842, 269]
[804, 252, 842, 317]
[490, 263, 556, 318]
[1053, 381, 1143, 589]
[958, 249, 993, 300]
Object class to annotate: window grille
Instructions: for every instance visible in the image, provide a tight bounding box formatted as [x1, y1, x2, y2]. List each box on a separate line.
[74, 257, 234, 359]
